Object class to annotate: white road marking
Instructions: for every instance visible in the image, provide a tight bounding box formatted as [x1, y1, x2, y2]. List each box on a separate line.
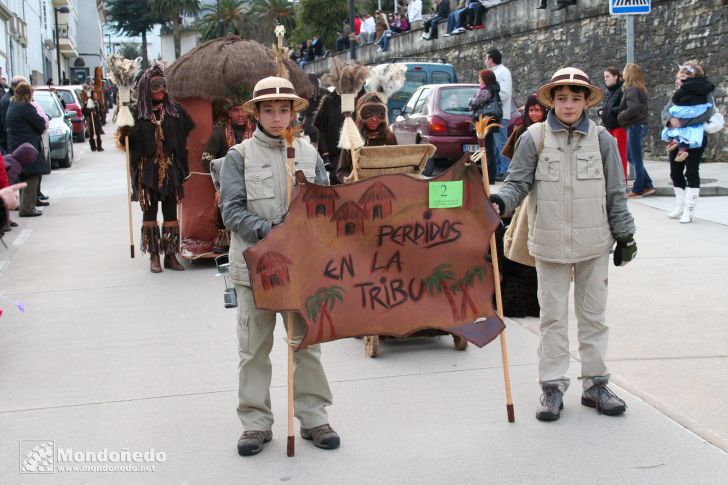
[12, 228, 32, 247]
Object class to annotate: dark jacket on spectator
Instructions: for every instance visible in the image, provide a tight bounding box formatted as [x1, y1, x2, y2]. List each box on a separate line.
[618, 86, 649, 128]
[6, 101, 48, 176]
[600, 80, 623, 130]
[0, 88, 14, 153]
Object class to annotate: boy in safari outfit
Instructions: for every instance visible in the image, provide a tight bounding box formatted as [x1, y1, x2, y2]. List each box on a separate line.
[489, 68, 637, 421]
[220, 76, 339, 456]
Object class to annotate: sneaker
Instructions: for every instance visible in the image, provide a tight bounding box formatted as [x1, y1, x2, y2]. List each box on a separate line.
[642, 187, 656, 196]
[443, 33, 451, 37]
[453, 27, 466, 34]
[301, 424, 340, 450]
[421, 33, 431, 40]
[675, 149, 689, 162]
[581, 377, 627, 416]
[237, 430, 272, 456]
[626, 191, 643, 199]
[376, 46, 383, 52]
[536, 385, 563, 421]
[666, 140, 679, 153]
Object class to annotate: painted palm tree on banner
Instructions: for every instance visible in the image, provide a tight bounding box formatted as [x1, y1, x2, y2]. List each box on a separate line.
[150, 0, 201, 60]
[306, 286, 345, 341]
[451, 265, 487, 320]
[424, 264, 459, 322]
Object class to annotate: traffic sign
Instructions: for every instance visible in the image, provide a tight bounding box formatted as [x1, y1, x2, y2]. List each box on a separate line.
[610, 0, 651, 15]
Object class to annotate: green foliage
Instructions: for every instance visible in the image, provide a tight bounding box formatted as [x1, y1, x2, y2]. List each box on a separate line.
[424, 264, 455, 295]
[197, 0, 248, 41]
[104, 0, 161, 37]
[292, 0, 348, 49]
[118, 42, 142, 60]
[306, 286, 345, 322]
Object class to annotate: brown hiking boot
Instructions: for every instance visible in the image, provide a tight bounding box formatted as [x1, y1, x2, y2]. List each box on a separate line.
[301, 424, 340, 450]
[150, 254, 162, 273]
[237, 430, 272, 456]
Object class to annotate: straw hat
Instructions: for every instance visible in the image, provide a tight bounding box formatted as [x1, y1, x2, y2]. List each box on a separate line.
[536, 67, 603, 108]
[242, 76, 308, 114]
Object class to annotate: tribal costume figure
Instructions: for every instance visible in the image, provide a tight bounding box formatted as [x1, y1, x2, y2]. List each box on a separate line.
[201, 98, 255, 253]
[124, 63, 195, 273]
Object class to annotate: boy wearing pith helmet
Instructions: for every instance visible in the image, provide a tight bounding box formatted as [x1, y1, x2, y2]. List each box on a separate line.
[489, 68, 637, 421]
[219, 76, 339, 456]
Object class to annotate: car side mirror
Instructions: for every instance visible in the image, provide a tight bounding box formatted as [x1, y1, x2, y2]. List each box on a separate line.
[392, 108, 402, 117]
[64, 111, 75, 120]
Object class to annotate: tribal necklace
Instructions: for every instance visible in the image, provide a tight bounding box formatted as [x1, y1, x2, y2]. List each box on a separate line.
[151, 106, 170, 188]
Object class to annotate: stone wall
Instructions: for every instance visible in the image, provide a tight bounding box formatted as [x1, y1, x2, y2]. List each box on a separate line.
[306, 0, 728, 161]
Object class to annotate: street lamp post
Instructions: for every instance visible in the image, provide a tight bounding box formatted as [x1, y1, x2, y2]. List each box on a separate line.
[54, 6, 70, 85]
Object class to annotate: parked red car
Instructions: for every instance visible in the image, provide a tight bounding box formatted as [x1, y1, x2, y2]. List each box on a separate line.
[36, 86, 86, 142]
[390, 83, 480, 175]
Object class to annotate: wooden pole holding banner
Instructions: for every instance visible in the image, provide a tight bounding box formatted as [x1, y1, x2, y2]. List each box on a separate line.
[473, 114, 515, 423]
[282, 125, 302, 456]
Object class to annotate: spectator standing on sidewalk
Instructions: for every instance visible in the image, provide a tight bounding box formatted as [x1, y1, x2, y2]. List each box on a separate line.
[600, 66, 628, 182]
[0, 76, 27, 155]
[661, 60, 717, 224]
[618, 63, 655, 198]
[485, 48, 512, 181]
[6, 82, 47, 218]
[489, 67, 635, 422]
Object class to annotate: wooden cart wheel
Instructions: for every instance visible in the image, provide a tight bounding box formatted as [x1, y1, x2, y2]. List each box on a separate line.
[453, 335, 468, 351]
[365, 335, 380, 358]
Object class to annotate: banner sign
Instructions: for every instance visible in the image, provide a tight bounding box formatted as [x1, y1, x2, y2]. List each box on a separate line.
[244, 156, 505, 349]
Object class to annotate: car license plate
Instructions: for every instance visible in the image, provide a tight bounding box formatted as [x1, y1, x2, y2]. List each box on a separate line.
[463, 144, 480, 153]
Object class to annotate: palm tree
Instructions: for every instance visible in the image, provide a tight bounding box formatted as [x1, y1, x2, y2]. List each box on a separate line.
[451, 265, 486, 319]
[150, 0, 201, 60]
[424, 264, 459, 322]
[197, 0, 248, 41]
[251, 0, 296, 33]
[305, 286, 345, 341]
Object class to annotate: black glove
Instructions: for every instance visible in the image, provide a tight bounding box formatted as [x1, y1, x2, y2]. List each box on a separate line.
[614, 235, 637, 267]
[489, 194, 505, 216]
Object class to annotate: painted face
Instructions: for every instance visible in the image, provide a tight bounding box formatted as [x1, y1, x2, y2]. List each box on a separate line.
[603, 71, 618, 88]
[150, 77, 166, 101]
[527, 104, 544, 124]
[551, 86, 588, 126]
[228, 105, 248, 127]
[254, 100, 295, 136]
[360, 105, 386, 131]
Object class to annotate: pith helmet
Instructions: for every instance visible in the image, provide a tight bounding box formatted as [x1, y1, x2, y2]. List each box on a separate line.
[242, 76, 308, 114]
[536, 67, 603, 108]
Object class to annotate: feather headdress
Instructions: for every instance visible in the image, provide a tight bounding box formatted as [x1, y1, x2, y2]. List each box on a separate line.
[107, 54, 141, 129]
[336, 63, 369, 154]
[366, 63, 407, 102]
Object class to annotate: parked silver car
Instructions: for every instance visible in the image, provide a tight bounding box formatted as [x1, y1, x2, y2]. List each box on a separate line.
[33, 90, 74, 168]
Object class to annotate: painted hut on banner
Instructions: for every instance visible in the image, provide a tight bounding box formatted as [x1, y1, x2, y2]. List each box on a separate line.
[165, 35, 313, 258]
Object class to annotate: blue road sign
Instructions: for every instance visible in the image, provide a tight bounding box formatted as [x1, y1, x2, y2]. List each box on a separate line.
[610, 0, 651, 15]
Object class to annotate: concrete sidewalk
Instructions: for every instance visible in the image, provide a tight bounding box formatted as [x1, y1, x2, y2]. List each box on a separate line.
[0, 130, 726, 483]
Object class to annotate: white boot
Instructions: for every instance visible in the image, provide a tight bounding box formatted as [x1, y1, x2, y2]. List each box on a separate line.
[667, 187, 685, 218]
[680, 187, 699, 224]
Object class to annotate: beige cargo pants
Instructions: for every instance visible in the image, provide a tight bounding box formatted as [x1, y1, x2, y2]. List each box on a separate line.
[535, 254, 610, 393]
[236, 285, 333, 432]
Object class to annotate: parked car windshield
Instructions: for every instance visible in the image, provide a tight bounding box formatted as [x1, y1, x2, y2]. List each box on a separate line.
[439, 87, 478, 115]
[34, 92, 63, 118]
[391, 70, 427, 105]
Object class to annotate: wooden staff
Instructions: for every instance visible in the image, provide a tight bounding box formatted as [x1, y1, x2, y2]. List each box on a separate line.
[124, 136, 135, 258]
[282, 126, 302, 456]
[473, 114, 515, 423]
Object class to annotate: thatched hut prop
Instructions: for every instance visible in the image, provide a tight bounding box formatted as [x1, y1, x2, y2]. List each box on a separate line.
[165, 35, 314, 258]
[352, 144, 436, 180]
